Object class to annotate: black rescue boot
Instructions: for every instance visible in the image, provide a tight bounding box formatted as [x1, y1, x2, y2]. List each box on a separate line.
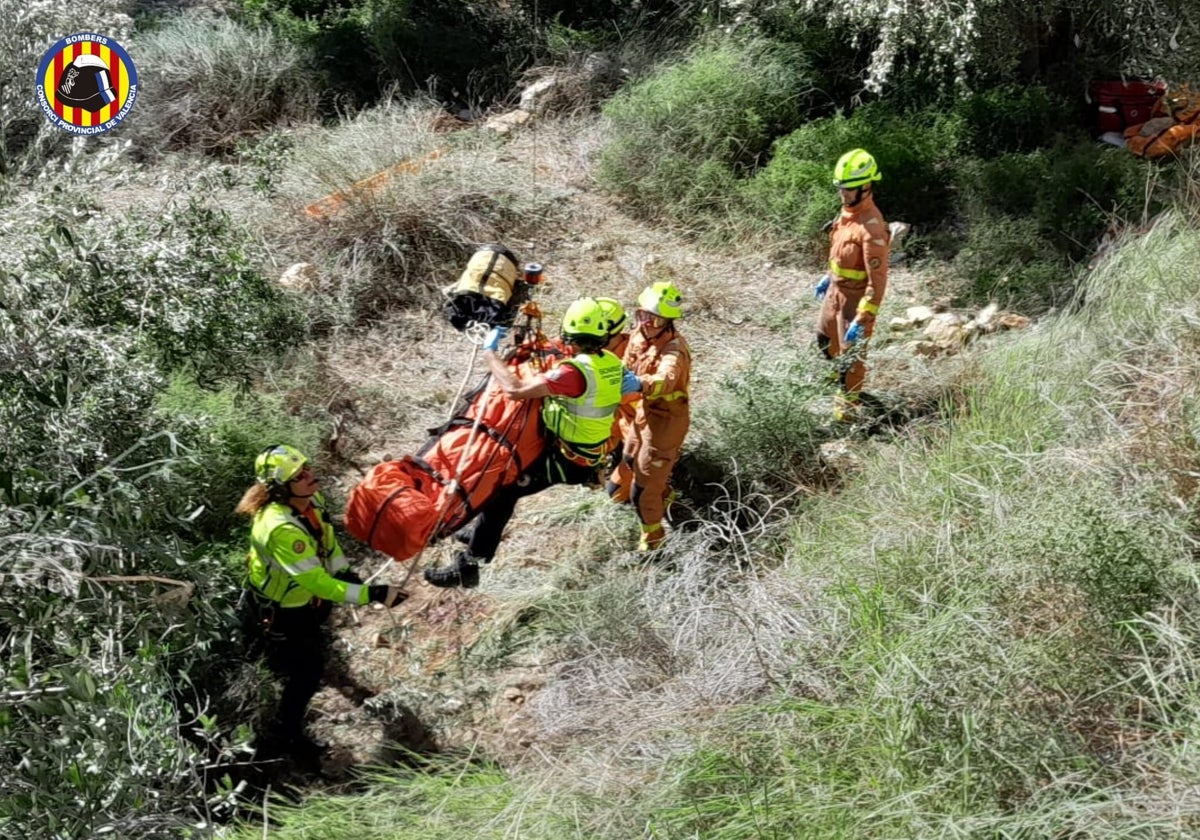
[423, 551, 481, 588]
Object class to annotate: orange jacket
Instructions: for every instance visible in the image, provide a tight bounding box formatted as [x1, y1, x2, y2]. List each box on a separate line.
[623, 325, 691, 452]
[828, 194, 890, 319]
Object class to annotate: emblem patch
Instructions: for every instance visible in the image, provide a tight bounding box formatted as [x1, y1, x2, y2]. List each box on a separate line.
[35, 32, 138, 135]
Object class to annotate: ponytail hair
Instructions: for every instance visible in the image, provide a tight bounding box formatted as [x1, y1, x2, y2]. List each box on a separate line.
[234, 483, 270, 517]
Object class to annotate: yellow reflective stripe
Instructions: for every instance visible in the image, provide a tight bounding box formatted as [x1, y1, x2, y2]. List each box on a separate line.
[829, 259, 867, 280]
[287, 556, 322, 575]
[644, 382, 688, 401]
[857, 299, 879, 315]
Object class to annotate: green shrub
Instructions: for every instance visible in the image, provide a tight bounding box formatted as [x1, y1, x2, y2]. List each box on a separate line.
[155, 378, 326, 541]
[236, 0, 530, 109]
[692, 353, 830, 493]
[747, 104, 964, 239]
[952, 212, 1068, 308]
[130, 13, 318, 154]
[954, 141, 1150, 261]
[952, 84, 1086, 157]
[597, 35, 816, 218]
[0, 151, 303, 835]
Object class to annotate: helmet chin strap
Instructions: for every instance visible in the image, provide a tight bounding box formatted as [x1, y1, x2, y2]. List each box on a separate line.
[843, 185, 868, 208]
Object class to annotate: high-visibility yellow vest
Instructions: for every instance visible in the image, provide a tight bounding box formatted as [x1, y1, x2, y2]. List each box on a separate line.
[246, 495, 363, 607]
[542, 351, 623, 446]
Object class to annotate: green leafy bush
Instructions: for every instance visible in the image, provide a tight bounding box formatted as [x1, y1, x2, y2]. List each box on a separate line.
[693, 353, 830, 493]
[952, 84, 1086, 157]
[955, 141, 1150, 260]
[236, 0, 530, 109]
[597, 35, 816, 218]
[155, 379, 325, 541]
[0, 150, 304, 835]
[952, 212, 1066, 308]
[129, 13, 318, 154]
[746, 104, 964, 239]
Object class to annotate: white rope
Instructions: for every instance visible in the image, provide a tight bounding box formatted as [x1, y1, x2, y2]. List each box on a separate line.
[362, 324, 490, 590]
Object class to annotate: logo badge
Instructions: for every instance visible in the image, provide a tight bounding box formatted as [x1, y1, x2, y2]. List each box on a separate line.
[35, 33, 138, 136]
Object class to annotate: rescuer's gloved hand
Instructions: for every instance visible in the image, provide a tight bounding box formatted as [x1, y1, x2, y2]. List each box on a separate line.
[844, 321, 865, 345]
[483, 325, 509, 351]
[368, 585, 407, 607]
[814, 274, 831, 301]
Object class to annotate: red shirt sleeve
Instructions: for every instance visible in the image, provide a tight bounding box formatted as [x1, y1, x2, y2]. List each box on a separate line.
[542, 364, 586, 397]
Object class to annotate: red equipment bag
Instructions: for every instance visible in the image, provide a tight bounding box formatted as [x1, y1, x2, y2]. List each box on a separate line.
[411, 374, 547, 538]
[1089, 79, 1166, 134]
[344, 457, 441, 563]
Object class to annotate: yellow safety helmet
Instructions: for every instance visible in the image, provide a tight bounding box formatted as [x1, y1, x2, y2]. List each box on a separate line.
[637, 281, 683, 319]
[832, 148, 881, 189]
[561, 297, 609, 342]
[596, 297, 628, 337]
[255, 444, 308, 486]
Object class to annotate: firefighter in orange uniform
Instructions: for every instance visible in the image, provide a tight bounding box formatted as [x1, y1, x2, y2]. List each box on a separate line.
[606, 282, 691, 550]
[596, 297, 637, 468]
[814, 148, 890, 420]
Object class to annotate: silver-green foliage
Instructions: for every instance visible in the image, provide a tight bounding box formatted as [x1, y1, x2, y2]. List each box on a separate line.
[755, 0, 1200, 92]
[0, 147, 302, 837]
[128, 13, 318, 154]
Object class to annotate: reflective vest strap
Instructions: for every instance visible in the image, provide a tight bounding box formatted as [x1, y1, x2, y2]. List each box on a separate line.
[829, 258, 867, 280]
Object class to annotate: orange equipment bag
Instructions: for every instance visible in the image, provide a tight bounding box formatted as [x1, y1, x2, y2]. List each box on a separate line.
[411, 372, 547, 537]
[344, 318, 555, 563]
[344, 457, 442, 563]
[1123, 84, 1200, 159]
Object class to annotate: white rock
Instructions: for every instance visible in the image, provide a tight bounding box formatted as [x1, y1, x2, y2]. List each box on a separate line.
[519, 77, 560, 115]
[280, 262, 318, 292]
[906, 340, 943, 358]
[485, 109, 532, 134]
[819, 440, 863, 473]
[924, 313, 967, 347]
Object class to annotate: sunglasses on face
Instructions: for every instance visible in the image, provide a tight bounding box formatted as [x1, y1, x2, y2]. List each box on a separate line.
[636, 310, 666, 326]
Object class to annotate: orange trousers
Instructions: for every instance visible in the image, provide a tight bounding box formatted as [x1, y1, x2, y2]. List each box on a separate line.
[608, 422, 682, 529]
[817, 283, 872, 393]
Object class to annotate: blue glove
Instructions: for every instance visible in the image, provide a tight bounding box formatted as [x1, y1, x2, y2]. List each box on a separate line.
[814, 274, 831, 301]
[843, 321, 864, 345]
[483, 325, 509, 351]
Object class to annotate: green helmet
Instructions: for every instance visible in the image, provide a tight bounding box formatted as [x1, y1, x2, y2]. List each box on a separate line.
[255, 444, 308, 486]
[596, 297, 628, 337]
[832, 148, 881, 189]
[561, 297, 610, 341]
[637, 281, 683, 319]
